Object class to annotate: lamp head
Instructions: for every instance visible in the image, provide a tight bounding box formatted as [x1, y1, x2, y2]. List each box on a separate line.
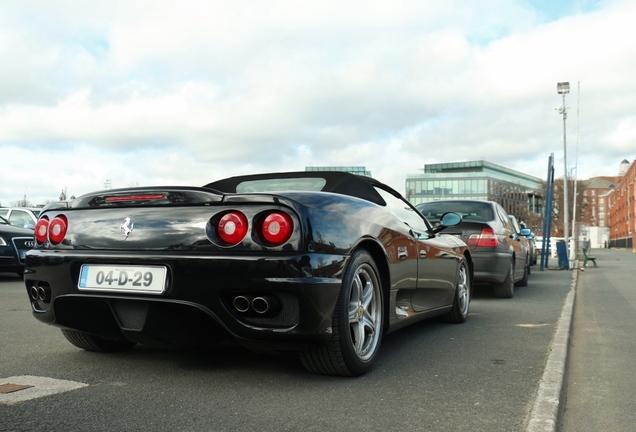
[557, 82, 570, 94]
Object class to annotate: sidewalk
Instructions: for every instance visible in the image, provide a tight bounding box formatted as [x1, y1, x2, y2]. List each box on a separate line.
[527, 248, 636, 431]
[557, 248, 636, 431]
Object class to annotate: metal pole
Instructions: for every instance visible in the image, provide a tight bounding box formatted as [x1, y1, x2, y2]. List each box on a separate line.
[572, 81, 580, 257]
[562, 93, 569, 262]
[541, 154, 555, 271]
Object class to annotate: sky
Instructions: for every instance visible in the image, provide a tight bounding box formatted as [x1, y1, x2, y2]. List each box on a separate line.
[2, 0, 635, 206]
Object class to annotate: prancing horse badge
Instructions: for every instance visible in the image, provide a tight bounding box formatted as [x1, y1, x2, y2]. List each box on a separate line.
[120, 217, 134, 239]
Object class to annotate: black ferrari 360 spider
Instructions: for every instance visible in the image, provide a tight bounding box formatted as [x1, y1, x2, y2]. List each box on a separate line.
[25, 171, 473, 376]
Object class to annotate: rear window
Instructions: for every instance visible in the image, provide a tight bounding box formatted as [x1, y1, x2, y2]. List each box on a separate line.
[235, 177, 327, 193]
[417, 201, 494, 221]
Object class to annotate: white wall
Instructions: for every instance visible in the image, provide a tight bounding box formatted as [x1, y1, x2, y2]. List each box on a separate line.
[585, 226, 610, 249]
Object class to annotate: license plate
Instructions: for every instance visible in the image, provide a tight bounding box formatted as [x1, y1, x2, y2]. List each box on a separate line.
[78, 265, 167, 294]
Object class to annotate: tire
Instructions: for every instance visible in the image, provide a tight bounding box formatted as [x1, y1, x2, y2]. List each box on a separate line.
[61, 329, 136, 352]
[494, 260, 514, 298]
[515, 259, 529, 287]
[442, 260, 471, 323]
[299, 250, 384, 376]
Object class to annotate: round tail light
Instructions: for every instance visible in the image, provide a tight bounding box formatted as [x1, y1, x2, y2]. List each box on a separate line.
[48, 215, 68, 245]
[261, 212, 293, 245]
[217, 212, 249, 245]
[34, 217, 50, 244]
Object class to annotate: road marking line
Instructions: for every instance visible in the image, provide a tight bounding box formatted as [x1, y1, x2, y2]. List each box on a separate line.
[0, 376, 88, 405]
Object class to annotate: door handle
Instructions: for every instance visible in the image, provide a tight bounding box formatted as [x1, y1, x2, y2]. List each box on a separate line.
[398, 246, 407, 260]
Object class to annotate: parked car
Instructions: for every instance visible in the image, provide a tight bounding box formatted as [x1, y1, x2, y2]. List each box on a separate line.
[535, 236, 565, 259]
[508, 215, 532, 269]
[518, 221, 537, 265]
[24, 171, 473, 376]
[0, 216, 34, 276]
[0, 207, 41, 229]
[416, 200, 530, 298]
[527, 233, 537, 265]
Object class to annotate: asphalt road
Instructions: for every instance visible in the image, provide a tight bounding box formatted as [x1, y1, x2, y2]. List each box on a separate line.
[0, 264, 573, 432]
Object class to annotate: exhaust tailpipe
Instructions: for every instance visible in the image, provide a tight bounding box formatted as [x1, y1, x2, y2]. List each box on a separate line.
[30, 285, 50, 302]
[233, 295, 253, 313]
[252, 296, 278, 314]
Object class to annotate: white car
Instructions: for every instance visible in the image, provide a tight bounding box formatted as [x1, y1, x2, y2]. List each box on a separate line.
[0, 207, 41, 229]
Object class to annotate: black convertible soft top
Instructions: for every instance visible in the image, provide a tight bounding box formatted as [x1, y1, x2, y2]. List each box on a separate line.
[204, 171, 401, 207]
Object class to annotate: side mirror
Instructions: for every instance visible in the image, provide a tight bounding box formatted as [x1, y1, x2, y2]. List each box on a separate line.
[440, 212, 462, 227]
[431, 212, 462, 234]
[520, 228, 532, 236]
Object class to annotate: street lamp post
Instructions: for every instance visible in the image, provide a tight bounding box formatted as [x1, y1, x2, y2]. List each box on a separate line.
[557, 82, 570, 263]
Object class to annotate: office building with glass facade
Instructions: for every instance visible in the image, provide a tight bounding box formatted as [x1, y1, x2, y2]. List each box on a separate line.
[305, 166, 372, 176]
[405, 160, 544, 230]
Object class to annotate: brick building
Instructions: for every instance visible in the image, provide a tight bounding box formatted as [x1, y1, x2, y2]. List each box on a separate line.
[581, 176, 620, 227]
[607, 159, 636, 249]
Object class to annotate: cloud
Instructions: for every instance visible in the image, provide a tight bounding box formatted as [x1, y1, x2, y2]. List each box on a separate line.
[0, 0, 635, 205]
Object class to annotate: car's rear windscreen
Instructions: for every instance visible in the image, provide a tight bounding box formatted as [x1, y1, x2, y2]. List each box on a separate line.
[235, 178, 328, 193]
[417, 201, 494, 222]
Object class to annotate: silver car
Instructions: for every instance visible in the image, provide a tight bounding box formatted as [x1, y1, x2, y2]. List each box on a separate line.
[0, 207, 41, 229]
[417, 200, 530, 298]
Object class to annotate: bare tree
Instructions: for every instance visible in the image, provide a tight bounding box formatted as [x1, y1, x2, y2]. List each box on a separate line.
[12, 195, 33, 207]
[550, 177, 586, 237]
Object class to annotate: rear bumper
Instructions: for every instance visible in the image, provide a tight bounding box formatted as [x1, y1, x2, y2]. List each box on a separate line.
[0, 250, 25, 274]
[471, 250, 512, 284]
[0, 262, 24, 273]
[24, 250, 347, 350]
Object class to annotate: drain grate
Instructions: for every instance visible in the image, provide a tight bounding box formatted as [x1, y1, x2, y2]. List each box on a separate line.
[0, 383, 34, 394]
